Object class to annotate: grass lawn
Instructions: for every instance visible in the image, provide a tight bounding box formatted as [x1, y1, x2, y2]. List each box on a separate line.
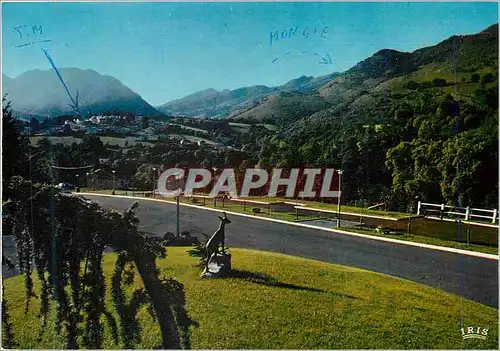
[228, 122, 278, 132]
[30, 136, 155, 148]
[99, 136, 156, 147]
[182, 194, 412, 219]
[193, 194, 409, 219]
[3, 247, 498, 349]
[170, 123, 210, 134]
[184, 199, 322, 222]
[30, 136, 82, 147]
[168, 134, 219, 146]
[299, 200, 409, 219]
[342, 227, 499, 255]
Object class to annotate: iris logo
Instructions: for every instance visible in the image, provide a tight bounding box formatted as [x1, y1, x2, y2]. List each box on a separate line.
[461, 326, 488, 340]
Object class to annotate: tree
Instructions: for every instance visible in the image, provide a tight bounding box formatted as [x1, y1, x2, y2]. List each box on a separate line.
[135, 164, 155, 190]
[404, 80, 420, 90]
[81, 135, 106, 155]
[3, 178, 196, 348]
[481, 72, 495, 85]
[431, 78, 447, 87]
[30, 117, 41, 132]
[2, 97, 29, 201]
[471, 73, 480, 83]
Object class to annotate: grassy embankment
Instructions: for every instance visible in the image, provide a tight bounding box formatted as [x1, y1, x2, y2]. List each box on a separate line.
[3, 247, 498, 349]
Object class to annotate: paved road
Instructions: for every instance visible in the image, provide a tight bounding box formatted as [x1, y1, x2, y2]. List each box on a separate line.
[86, 194, 498, 308]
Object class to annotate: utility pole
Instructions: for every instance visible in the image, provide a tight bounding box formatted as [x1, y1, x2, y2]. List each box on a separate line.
[152, 167, 157, 198]
[337, 170, 343, 228]
[176, 188, 180, 237]
[175, 172, 182, 237]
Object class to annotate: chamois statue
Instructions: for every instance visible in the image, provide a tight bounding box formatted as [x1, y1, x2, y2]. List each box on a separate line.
[205, 212, 231, 271]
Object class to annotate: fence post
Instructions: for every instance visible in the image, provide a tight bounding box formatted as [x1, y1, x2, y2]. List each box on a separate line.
[203, 196, 206, 206]
[440, 204, 445, 220]
[268, 204, 271, 215]
[222, 197, 225, 207]
[465, 206, 470, 221]
[492, 209, 497, 224]
[244, 200, 246, 211]
[417, 201, 421, 215]
[407, 217, 412, 235]
[296, 208, 299, 220]
[213, 197, 217, 208]
[466, 223, 471, 247]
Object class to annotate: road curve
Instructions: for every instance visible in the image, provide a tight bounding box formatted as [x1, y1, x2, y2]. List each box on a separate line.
[85, 194, 498, 308]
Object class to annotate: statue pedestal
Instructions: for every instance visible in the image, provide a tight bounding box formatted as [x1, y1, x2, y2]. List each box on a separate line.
[201, 253, 231, 278]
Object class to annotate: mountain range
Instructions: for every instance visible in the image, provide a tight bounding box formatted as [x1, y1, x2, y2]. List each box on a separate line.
[2, 68, 160, 119]
[229, 23, 498, 123]
[2, 24, 497, 120]
[156, 73, 338, 118]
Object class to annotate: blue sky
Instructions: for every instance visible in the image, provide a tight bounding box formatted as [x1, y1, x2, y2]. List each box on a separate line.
[2, 2, 498, 105]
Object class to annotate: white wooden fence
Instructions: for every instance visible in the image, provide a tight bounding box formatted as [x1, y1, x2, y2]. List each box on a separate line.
[417, 201, 498, 225]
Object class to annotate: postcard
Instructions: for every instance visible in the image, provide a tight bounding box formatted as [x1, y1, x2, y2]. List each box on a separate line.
[1, 1, 498, 350]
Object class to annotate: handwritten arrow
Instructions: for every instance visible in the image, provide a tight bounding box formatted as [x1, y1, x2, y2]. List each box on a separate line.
[314, 52, 332, 64]
[41, 48, 82, 116]
[272, 51, 332, 65]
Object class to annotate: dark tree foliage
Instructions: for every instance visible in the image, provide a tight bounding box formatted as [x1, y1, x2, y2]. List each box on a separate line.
[481, 72, 495, 85]
[2, 96, 29, 201]
[431, 78, 447, 87]
[2, 257, 18, 349]
[3, 178, 197, 349]
[256, 82, 498, 211]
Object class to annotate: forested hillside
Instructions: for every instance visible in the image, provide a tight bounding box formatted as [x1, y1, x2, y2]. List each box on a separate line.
[249, 24, 498, 211]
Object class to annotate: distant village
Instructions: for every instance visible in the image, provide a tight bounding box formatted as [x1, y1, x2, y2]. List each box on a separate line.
[22, 114, 233, 149]
[25, 115, 164, 138]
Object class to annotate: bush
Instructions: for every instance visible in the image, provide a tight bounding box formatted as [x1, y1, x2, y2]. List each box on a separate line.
[375, 225, 391, 234]
[164, 232, 175, 241]
[481, 73, 495, 85]
[471, 73, 480, 83]
[432, 78, 447, 87]
[191, 198, 200, 204]
[252, 208, 261, 214]
[165, 230, 200, 247]
[404, 80, 420, 90]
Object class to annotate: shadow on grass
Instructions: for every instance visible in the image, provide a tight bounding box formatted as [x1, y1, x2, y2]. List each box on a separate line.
[225, 269, 361, 300]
